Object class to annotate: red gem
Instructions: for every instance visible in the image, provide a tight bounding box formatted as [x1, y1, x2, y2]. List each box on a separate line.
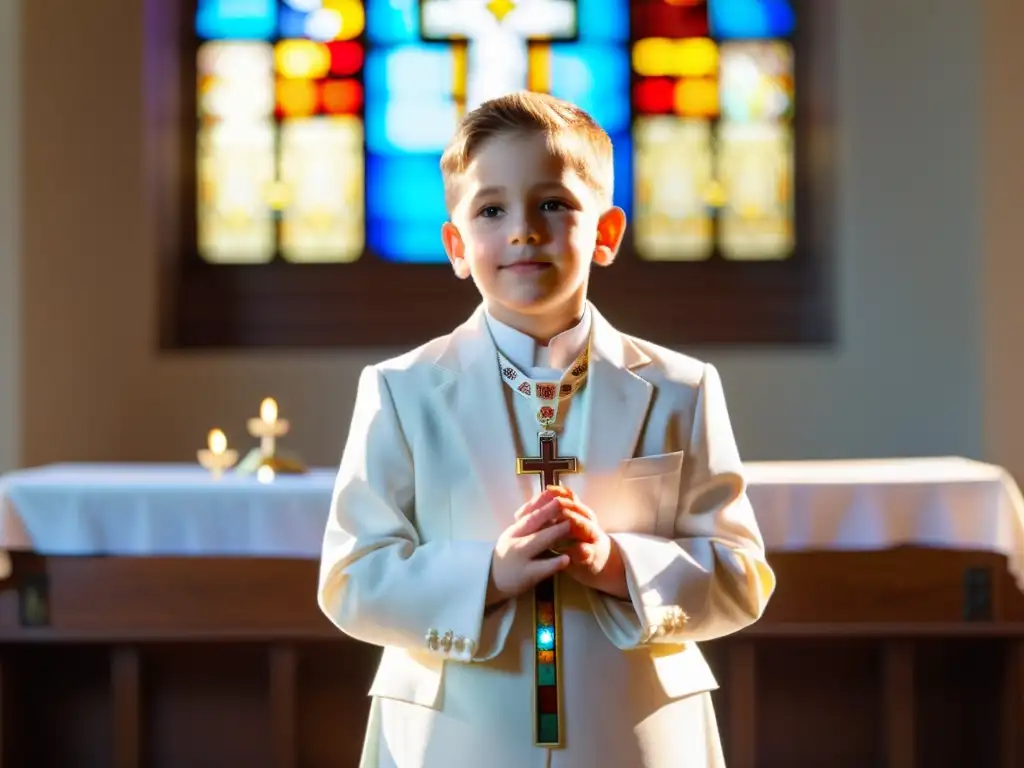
[538, 685, 559, 714]
[518, 382, 531, 395]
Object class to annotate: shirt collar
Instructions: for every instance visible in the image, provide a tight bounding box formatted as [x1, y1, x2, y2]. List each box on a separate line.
[484, 304, 592, 374]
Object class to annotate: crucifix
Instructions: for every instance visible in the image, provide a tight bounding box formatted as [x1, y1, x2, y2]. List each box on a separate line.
[516, 429, 578, 748]
[419, 0, 579, 114]
[516, 432, 577, 488]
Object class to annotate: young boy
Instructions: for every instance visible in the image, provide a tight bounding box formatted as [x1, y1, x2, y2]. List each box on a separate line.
[318, 91, 775, 768]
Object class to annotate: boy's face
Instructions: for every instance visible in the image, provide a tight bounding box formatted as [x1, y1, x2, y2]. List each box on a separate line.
[441, 131, 626, 335]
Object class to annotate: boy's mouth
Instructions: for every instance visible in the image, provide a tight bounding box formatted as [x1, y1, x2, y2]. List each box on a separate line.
[501, 258, 553, 273]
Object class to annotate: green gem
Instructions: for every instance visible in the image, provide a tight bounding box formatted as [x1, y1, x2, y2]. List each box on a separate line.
[537, 663, 556, 686]
[538, 714, 559, 744]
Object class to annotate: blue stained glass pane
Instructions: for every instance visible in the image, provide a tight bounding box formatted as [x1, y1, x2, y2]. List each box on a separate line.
[365, 45, 457, 154]
[366, 0, 419, 44]
[365, 98, 457, 155]
[196, 0, 277, 40]
[365, 45, 453, 99]
[366, 155, 448, 262]
[709, 0, 796, 39]
[549, 45, 630, 136]
[576, 0, 629, 42]
[609, 131, 632, 218]
[369, 218, 447, 262]
[277, 6, 310, 38]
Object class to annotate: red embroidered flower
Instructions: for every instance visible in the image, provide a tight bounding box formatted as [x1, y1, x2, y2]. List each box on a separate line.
[539, 406, 556, 422]
[560, 384, 573, 395]
[517, 381, 531, 395]
[536, 383, 557, 400]
[571, 362, 588, 377]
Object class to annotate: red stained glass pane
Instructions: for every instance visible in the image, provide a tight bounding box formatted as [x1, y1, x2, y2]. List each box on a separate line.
[634, 78, 675, 114]
[328, 41, 363, 76]
[632, 0, 709, 39]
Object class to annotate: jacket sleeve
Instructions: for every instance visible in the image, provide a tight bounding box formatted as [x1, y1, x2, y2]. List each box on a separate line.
[317, 365, 516, 663]
[588, 363, 776, 649]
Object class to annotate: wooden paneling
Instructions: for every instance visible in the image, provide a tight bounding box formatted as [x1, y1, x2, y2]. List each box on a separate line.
[0, 549, 1021, 767]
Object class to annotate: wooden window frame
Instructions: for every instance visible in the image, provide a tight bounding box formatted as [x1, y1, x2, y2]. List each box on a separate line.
[148, 0, 836, 350]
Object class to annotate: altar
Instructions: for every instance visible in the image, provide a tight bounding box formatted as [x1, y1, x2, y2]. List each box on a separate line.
[1, 457, 1023, 768]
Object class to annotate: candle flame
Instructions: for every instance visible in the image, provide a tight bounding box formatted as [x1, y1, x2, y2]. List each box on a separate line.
[208, 429, 227, 455]
[260, 397, 278, 424]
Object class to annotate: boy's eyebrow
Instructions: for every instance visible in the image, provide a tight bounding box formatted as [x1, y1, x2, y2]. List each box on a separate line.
[467, 182, 575, 206]
[473, 185, 506, 199]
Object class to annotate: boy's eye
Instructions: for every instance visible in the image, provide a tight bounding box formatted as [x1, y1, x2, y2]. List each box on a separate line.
[479, 205, 503, 218]
[540, 199, 570, 212]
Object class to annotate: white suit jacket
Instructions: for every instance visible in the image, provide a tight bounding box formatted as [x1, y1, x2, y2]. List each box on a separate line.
[318, 303, 776, 711]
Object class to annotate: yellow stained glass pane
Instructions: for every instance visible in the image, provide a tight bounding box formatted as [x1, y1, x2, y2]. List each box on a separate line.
[719, 41, 794, 123]
[275, 39, 331, 79]
[198, 121, 276, 263]
[197, 41, 274, 122]
[633, 116, 715, 261]
[277, 77, 319, 118]
[717, 121, 794, 260]
[632, 37, 718, 79]
[674, 77, 718, 118]
[279, 116, 365, 263]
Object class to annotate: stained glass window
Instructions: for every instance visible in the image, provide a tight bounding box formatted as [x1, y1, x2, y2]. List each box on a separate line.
[193, 0, 796, 266]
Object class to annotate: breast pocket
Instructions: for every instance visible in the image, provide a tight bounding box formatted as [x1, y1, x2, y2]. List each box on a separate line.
[611, 451, 685, 536]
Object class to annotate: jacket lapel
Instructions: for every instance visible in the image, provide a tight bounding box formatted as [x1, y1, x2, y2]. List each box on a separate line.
[431, 307, 533, 528]
[429, 304, 653, 527]
[577, 306, 654, 502]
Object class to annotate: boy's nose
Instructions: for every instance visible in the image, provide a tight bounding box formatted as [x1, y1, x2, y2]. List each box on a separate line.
[509, 230, 541, 246]
[509, 215, 542, 245]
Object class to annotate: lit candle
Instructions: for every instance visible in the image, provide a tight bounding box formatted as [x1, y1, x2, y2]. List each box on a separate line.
[247, 397, 290, 459]
[260, 398, 277, 455]
[197, 428, 238, 478]
[210, 428, 227, 456]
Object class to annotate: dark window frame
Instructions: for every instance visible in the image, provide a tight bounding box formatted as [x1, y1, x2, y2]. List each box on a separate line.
[149, 0, 836, 350]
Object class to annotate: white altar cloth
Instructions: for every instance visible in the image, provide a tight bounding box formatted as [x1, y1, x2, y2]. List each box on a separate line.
[1, 457, 1023, 589]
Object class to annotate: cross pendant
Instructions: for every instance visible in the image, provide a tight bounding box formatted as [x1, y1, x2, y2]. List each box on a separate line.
[516, 432, 578, 488]
[516, 431, 578, 748]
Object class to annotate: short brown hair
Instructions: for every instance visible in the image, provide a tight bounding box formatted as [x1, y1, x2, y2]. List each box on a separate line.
[440, 91, 614, 212]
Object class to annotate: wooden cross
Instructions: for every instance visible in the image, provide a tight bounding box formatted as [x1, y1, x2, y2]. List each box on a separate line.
[516, 433, 578, 489]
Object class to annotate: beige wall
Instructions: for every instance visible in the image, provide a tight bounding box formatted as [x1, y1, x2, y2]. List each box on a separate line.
[4, 0, 1020, 477]
[981, 0, 1024, 482]
[0, 0, 21, 474]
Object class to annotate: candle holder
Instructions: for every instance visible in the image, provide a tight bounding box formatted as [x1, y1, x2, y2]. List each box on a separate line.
[197, 429, 239, 479]
[236, 397, 308, 476]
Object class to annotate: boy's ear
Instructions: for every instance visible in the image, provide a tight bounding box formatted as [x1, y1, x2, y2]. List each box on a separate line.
[594, 206, 627, 267]
[441, 222, 471, 279]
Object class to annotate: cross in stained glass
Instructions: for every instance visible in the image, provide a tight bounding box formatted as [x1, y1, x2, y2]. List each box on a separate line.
[419, 0, 579, 113]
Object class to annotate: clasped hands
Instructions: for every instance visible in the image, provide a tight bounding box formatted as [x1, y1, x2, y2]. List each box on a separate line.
[486, 486, 629, 606]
